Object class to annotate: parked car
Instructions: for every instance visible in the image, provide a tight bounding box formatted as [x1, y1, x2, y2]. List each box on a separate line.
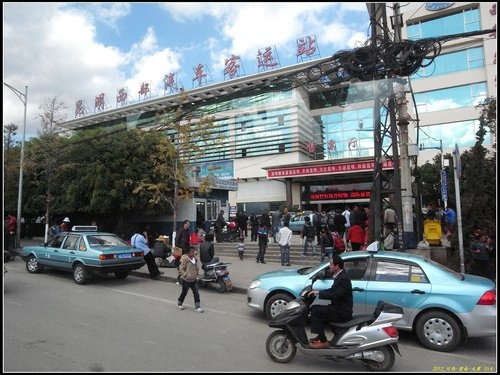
[288, 212, 315, 233]
[20, 226, 145, 285]
[247, 245, 496, 352]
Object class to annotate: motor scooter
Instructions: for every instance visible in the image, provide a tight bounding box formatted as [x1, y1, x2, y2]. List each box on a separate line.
[198, 258, 233, 293]
[265, 275, 403, 371]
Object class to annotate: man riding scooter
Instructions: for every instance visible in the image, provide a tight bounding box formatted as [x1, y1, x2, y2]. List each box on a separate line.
[307, 255, 353, 349]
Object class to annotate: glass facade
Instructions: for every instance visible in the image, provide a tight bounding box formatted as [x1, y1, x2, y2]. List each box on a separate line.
[412, 47, 484, 79]
[419, 120, 490, 149]
[407, 8, 480, 39]
[414, 82, 487, 113]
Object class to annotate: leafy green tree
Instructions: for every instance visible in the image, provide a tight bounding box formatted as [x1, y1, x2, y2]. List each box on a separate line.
[3, 123, 20, 213]
[132, 113, 223, 233]
[455, 97, 496, 248]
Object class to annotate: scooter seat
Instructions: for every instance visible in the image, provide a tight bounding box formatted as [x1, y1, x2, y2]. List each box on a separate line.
[329, 314, 373, 329]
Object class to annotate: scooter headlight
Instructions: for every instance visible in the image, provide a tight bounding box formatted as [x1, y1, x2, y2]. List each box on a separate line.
[285, 301, 301, 310]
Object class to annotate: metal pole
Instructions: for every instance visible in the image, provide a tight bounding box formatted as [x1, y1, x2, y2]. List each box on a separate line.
[4, 83, 28, 249]
[440, 140, 448, 209]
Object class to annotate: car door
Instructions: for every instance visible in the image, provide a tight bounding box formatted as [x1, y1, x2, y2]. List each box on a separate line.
[343, 257, 370, 314]
[53, 234, 80, 269]
[39, 235, 66, 266]
[364, 258, 432, 327]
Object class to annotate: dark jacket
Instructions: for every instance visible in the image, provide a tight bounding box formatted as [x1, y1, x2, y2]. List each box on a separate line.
[176, 227, 190, 253]
[199, 241, 215, 264]
[318, 269, 353, 321]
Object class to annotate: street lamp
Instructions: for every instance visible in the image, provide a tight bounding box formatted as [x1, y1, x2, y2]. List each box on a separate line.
[4, 82, 28, 248]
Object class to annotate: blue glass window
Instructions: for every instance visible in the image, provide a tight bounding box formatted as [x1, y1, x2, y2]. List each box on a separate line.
[415, 82, 487, 113]
[407, 8, 480, 40]
[419, 120, 491, 149]
[413, 47, 484, 79]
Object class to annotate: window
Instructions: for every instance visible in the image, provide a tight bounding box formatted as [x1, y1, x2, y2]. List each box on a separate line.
[407, 8, 480, 40]
[345, 258, 368, 280]
[374, 260, 429, 283]
[412, 47, 484, 79]
[62, 235, 79, 250]
[415, 82, 487, 113]
[50, 236, 65, 249]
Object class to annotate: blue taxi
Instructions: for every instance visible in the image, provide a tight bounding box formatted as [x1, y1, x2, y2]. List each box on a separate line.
[20, 226, 145, 285]
[247, 242, 496, 352]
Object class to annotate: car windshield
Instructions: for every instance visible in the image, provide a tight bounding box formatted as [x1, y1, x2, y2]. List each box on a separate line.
[87, 235, 128, 247]
[300, 262, 328, 276]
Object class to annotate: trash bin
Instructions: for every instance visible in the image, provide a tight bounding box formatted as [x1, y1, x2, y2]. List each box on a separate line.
[423, 220, 442, 246]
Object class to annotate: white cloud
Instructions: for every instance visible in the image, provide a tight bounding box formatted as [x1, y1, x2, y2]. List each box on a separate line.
[3, 2, 369, 139]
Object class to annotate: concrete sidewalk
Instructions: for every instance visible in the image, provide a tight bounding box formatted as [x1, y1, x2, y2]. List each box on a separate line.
[16, 237, 305, 294]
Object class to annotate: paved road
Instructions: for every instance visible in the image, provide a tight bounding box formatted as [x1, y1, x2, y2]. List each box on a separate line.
[13, 237, 298, 294]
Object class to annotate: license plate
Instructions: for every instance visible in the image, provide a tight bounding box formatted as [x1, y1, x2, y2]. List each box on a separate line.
[117, 253, 132, 259]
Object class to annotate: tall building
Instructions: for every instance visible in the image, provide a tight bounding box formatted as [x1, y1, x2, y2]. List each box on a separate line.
[60, 2, 496, 234]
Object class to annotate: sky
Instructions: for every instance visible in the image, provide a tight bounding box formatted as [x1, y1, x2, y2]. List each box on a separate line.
[3, 2, 372, 140]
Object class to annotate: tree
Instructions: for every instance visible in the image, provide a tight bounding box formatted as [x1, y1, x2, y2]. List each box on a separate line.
[35, 96, 67, 135]
[132, 109, 224, 238]
[456, 97, 496, 247]
[3, 123, 20, 213]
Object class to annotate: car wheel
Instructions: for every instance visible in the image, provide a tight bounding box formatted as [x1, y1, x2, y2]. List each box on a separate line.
[115, 271, 129, 279]
[26, 255, 43, 273]
[266, 329, 296, 363]
[265, 293, 293, 320]
[73, 263, 88, 285]
[415, 311, 462, 352]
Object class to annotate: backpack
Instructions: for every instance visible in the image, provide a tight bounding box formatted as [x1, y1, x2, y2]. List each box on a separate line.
[332, 231, 346, 252]
[305, 224, 316, 238]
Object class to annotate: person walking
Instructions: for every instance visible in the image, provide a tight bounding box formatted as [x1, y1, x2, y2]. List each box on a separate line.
[177, 246, 204, 313]
[320, 226, 334, 262]
[131, 227, 161, 279]
[176, 220, 191, 255]
[237, 236, 246, 260]
[346, 223, 365, 251]
[278, 223, 293, 266]
[249, 213, 259, 242]
[271, 209, 282, 243]
[256, 224, 269, 263]
[301, 216, 317, 257]
[342, 206, 351, 240]
[282, 207, 292, 228]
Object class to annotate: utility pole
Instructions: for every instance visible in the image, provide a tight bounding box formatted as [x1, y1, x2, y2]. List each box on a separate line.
[368, 3, 403, 247]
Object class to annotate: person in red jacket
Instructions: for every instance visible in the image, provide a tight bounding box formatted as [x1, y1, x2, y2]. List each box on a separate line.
[346, 224, 365, 251]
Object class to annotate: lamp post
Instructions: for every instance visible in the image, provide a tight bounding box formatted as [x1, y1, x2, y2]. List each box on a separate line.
[4, 83, 28, 249]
